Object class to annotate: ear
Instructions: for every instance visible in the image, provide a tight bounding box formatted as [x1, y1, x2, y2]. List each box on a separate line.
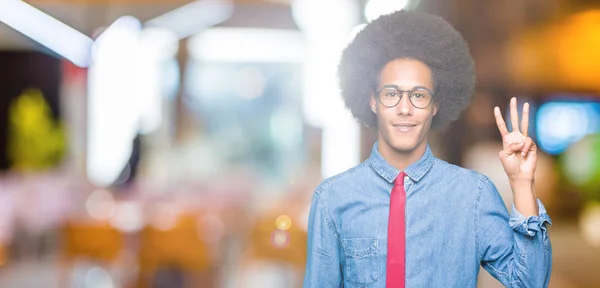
[369, 96, 377, 114]
[433, 103, 439, 116]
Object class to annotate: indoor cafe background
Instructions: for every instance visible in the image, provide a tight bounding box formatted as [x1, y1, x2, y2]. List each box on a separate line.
[0, 0, 599, 287]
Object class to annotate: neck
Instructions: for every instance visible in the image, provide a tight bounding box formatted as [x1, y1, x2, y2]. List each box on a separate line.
[377, 140, 427, 171]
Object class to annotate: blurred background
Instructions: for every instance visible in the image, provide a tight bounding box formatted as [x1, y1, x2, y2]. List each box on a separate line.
[0, 0, 599, 287]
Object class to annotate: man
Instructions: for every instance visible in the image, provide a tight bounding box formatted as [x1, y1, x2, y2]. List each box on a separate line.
[303, 10, 552, 288]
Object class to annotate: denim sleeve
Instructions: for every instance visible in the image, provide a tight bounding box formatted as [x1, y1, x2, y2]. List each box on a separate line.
[303, 186, 343, 287]
[476, 176, 552, 288]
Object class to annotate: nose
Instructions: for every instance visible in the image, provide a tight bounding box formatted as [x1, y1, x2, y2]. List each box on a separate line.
[396, 92, 413, 115]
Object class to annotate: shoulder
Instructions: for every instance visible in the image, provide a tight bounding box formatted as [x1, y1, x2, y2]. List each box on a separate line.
[313, 162, 369, 198]
[432, 157, 487, 181]
[432, 158, 497, 192]
[433, 158, 506, 218]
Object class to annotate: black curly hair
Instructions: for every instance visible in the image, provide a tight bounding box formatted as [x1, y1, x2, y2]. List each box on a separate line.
[338, 10, 476, 130]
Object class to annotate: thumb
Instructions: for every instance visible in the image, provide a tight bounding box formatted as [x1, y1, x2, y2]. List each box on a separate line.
[499, 142, 525, 159]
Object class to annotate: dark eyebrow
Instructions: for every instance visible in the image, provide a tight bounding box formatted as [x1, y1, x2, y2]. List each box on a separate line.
[379, 84, 399, 90]
[378, 84, 433, 91]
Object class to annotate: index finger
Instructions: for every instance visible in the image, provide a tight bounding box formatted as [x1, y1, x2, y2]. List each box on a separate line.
[494, 106, 509, 136]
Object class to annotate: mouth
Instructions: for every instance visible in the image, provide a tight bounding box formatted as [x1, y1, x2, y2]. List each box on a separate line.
[392, 123, 418, 133]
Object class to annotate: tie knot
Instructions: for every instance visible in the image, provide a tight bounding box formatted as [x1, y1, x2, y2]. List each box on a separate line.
[395, 172, 407, 186]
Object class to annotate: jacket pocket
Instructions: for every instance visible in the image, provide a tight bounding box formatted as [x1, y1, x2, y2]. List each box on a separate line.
[341, 238, 380, 287]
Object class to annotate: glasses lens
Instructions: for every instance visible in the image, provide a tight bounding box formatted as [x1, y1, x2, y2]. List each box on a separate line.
[410, 88, 433, 108]
[378, 88, 401, 107]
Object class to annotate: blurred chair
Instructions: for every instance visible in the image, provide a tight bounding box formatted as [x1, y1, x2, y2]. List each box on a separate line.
[0, 243, 6, 268]
[249, 214, 306, 265]
[136, 212, 214, 288]
[59, 220, 125, 287]
[235, 210, 307, 288]
[61, 221, 123, 262]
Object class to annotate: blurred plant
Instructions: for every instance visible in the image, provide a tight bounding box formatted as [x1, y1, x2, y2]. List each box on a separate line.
[560, 133, 600, 202]
[7, 88, 66, 171]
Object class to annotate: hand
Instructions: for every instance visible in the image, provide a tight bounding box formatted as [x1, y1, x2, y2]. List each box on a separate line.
[494, 97, 537, 183]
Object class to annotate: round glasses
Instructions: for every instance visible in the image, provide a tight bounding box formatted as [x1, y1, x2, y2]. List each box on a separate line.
[376, 86, 434, 109]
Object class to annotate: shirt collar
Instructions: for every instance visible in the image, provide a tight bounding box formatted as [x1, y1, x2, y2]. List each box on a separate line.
[367, 141, 435, 183]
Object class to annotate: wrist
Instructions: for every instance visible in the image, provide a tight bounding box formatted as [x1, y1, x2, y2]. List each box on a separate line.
[511, 180, 539, 216]
[510, 179, 535, 194]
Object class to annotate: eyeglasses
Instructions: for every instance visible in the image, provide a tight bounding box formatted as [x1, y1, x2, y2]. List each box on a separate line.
[376, 86, 434, 109]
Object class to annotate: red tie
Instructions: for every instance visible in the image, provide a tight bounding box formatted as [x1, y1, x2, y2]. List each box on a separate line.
[386, 171, 406, 288]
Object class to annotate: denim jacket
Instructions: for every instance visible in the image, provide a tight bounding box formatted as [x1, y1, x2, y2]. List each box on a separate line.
[303, 142, 552, 287]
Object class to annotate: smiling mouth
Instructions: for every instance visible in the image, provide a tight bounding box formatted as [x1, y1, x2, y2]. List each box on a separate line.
[392, 123, 417, 132]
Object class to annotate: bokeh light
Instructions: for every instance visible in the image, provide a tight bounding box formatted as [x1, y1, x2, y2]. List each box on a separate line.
[536, 101, 600, 155]
[275, 215, 292, 231]
[85, 189, 116, 220]
[271, 230, 290, 249]
[84, 266, 115, 288]
[109, 202, 143, 233]
[580, 203, 600, 248]
[365, 0, 410, 22]
[562, 133, 600, 200]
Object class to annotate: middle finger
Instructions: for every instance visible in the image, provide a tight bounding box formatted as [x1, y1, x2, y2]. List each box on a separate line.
[510, 97, 520, 133]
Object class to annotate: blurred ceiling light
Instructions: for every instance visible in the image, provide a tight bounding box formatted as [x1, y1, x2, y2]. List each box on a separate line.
[292, 0, 361, 179]
[188, 28, 305, 62]
[292, 0, 358, 129]
[92, 16, 142, 59]
[138, 27, 179, 61]
[136, 28, 177, 135]
[365, 0, 410, 22]
[322, 118, 360, 179]
[145, 0, 234, 40]
[87, 16, 142, 187]
[0, 0, 93, 67]
[292, 0, 358, 32]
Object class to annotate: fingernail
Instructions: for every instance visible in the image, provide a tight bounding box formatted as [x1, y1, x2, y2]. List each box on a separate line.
[522, 152, 526, 156]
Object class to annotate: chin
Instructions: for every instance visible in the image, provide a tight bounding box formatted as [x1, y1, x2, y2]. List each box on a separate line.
[391, 142, 419, 154]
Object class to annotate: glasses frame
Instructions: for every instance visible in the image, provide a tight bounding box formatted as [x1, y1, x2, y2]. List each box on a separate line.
[375, 86, 435, 109]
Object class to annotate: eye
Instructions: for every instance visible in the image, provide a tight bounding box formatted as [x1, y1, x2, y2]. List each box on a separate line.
[411, 88, 432, 99]
[385, 91, 397, 97]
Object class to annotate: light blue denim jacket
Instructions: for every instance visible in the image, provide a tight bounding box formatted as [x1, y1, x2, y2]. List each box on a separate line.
[303, 142, 552, 288]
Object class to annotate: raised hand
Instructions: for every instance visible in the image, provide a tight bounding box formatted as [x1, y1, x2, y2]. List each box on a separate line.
[494, 97, 537, 183]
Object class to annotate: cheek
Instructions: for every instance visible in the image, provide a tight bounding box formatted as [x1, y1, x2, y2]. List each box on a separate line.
[422, 111, 436, 128]
[377, 108, 397, 126]
[427, 110, 436, 121]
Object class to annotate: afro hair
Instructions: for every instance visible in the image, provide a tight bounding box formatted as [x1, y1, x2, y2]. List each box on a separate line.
[338, 10, 476, 130]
